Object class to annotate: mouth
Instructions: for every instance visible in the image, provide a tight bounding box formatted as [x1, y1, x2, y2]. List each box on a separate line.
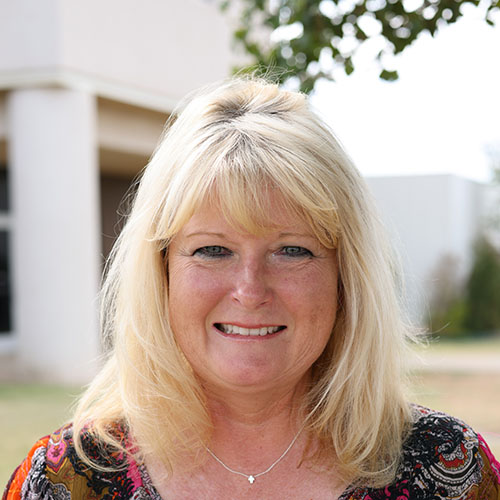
[214, 323, 286, 337]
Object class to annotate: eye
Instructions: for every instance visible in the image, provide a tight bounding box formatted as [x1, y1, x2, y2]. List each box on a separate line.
[193, 246, 232, 258]
[277, 246, 313, 258]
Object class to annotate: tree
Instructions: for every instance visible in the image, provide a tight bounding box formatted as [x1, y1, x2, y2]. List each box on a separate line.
[427, 151, 500, 337]
[220, 0, 500, 92]
[427, 239, 500, 337]
[427, 254, 467, 337]
[463, 237, 500, 333]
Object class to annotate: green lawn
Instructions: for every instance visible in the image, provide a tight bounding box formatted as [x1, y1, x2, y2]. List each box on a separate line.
[0, 384, 81, 488]
[1, 338, 499, 489]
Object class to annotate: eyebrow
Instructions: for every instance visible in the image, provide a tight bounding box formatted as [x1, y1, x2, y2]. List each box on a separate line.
[277, 232, 315, 239]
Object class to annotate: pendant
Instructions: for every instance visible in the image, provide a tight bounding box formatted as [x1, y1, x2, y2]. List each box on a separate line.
[247, 475, 255, 484]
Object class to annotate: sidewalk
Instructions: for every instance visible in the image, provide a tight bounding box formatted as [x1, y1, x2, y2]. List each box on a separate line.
[411, 351, 500, 374]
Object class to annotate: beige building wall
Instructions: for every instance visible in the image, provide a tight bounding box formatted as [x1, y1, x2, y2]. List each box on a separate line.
[366, 175, 489, 324]
[0, 0, 234, 109]
[0, 0, 234, 383]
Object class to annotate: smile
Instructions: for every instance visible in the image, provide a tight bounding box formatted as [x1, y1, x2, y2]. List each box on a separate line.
[214, 323, 286, 336]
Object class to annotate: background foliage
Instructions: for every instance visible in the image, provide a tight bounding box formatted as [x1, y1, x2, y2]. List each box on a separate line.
[221, 0, 500, 92]
[464, 237, 500, 332]
[428, 158, 500, 338]
[429, 238, 500, 337]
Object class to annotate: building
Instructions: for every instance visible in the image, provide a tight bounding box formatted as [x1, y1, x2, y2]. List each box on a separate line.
[0, 1, 493, 384]
[366, 175, 492, 324]
[0, 0, 233, 383]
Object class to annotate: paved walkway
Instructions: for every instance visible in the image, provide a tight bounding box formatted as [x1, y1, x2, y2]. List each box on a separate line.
[411, 351, 500, 374]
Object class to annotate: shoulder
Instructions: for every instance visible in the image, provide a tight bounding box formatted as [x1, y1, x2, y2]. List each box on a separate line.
[405, 404, 482, 465]
[3, 434, 51, 500]
[2, 423, 158, 500]
[343, 406, 500, 500]
[3, 425, 75, 500]
[361, 406, 500, 500]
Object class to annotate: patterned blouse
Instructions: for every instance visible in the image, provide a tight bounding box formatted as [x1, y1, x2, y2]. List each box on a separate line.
[3, 406, 500, 500]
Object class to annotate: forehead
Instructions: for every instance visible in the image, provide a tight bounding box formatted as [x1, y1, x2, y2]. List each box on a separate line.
[179, 194, 315, 239]
[160, 183, 338, 250]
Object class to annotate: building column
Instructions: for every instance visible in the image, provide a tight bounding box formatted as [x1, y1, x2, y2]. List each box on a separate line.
[7, 88, 101, 384]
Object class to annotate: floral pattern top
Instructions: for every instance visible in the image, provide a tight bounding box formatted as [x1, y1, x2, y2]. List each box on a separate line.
[3, 406, 500, 500]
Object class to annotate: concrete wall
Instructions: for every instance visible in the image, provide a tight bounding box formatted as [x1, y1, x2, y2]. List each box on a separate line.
[0, 0, 233, 110]
[366, 175, 486, 323]
[0, 0, 234, 383]
[6, 88, 101, 383]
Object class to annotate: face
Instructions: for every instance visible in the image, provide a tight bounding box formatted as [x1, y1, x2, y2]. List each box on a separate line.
[167, 195, 339, 397]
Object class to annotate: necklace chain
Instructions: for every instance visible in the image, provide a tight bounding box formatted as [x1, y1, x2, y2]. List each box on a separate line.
[206, 426, 304, 485]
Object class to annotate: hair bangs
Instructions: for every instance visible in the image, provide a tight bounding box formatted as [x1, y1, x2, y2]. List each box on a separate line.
[153, 126, 341, 248]
[213, 133, 341, 248]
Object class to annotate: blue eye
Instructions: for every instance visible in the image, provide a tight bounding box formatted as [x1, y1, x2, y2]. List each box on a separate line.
[193, 246, 232, 258]
[279, 246, 313, 257]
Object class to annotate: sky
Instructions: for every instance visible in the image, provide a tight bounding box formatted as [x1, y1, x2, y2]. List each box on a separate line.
[311, 6, 500, 183]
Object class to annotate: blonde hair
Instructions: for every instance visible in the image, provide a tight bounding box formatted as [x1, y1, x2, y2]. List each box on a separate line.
[73, 77, 414, 487]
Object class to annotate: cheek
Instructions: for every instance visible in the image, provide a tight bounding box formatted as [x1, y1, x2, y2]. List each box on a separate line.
[292, 269, 339, 354]
[171, 268, 220, 297]
[280, 267, 338, 316]
[168, 265, 227, 328]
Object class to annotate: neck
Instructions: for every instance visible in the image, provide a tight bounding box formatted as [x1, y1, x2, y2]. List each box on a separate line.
[205, 373, 309, 428]
[201, 376, 310, 473]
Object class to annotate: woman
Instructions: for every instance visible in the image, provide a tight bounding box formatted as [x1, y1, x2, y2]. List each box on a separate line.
[4, 78, 499, 499]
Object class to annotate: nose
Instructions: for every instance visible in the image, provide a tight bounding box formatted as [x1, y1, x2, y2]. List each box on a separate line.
[231, 259, 272, 309]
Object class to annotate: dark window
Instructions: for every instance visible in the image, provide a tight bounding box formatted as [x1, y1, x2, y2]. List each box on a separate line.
[100, 175, 135, 260]
[0, 168, 8, 211]
[0, 166, 11, 333]
[0, 230, 11, 333]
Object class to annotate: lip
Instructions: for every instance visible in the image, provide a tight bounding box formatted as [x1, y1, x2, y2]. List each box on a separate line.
[212, 323, 287, 339]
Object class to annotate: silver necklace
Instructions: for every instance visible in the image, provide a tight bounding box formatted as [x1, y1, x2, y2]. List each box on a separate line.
[206, 426, 303, 484]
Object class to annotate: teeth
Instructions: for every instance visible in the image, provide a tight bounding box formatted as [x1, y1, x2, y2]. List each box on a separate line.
[218, 324, 282, 336]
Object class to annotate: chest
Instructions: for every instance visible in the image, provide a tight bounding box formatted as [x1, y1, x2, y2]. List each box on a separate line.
[147, 460, 346, 500]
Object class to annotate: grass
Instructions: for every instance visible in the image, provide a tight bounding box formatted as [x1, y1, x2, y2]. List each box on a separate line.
[0, 384, 80, 488]
[1, 338, 499, 489]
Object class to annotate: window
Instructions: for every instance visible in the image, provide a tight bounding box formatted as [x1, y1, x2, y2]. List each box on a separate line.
[0, 167, 11, 334]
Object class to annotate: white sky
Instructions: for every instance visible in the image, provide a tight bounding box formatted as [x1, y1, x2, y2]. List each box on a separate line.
[311, 6, 500, 182]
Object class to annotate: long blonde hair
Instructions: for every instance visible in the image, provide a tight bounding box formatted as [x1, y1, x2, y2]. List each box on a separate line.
[73, 77, 414, 487]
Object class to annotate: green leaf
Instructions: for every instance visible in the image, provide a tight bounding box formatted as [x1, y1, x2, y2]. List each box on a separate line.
[220, 0, 495, 92]
[380, 69, 399, 80]
[234, 28, 248, 41]
[300, 76, 316, 94]
[345, 58, 355, 75]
